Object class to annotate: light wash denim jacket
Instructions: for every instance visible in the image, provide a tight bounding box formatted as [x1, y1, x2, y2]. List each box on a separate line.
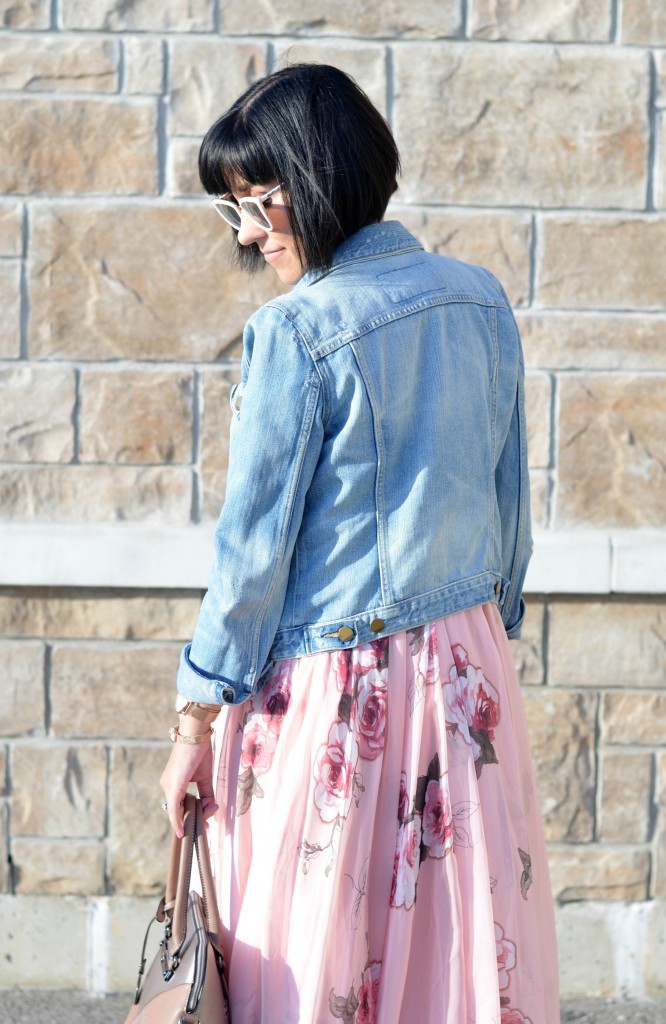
[177, 221, 533, 705]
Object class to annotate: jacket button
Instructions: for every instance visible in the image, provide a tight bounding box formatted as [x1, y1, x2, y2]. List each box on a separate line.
[494, 581, 501, 595]
[337, 626, 356, 642]
[370, 618, 385, 633]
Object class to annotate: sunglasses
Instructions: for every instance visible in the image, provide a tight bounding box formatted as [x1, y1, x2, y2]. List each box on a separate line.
[211, 183, 283, 232]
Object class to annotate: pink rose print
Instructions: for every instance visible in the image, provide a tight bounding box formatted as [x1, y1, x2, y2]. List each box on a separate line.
[261, 664, 292, 733]
[355, 960, 381, 1024]
[495, 922, 517, 991]
[417, 624, 440, 685]
[313, 722, 359, 823]
[390, 815, 422, 910]
[335, 649, 352, 694]
[452, 643, 469, 673]
[464, 666, 500, 739]
[240, 721, 277, 776]
[356, 669, 388, 760]
[422, 778, 454, 858]
[397, 771, 410, 823]
[501, 1009, 533, 1024]
[443, 667, 474, 746]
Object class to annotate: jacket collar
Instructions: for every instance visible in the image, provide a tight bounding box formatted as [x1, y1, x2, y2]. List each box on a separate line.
[297, 220, 423, 288]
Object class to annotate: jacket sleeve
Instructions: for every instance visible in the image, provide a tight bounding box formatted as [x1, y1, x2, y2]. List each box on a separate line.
[177, 303, 324, 704]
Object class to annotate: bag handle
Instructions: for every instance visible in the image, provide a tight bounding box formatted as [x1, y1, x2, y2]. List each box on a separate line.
[168, 794, 222, 958]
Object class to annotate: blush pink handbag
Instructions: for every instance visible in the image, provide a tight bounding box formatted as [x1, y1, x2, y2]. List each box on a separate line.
[125, 794, 230, 1024]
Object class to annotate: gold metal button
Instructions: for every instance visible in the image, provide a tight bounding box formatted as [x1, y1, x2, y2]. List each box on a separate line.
[370, 618, 385, 633]
[494, 581, 501, 595]
[337, 625, 356, 642]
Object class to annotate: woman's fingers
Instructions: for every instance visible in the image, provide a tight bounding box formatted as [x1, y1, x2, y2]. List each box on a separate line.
[160, 741, 216, 837]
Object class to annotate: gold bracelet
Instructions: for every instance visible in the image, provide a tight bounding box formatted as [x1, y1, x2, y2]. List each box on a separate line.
[168, 725, 213, 745]
[178, 701, 221, 724]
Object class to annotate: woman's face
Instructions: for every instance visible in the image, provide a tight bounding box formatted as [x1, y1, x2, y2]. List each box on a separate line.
[233, 181, 304, 286]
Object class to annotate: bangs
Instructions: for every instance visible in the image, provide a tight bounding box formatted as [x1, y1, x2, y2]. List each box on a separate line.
[199, 112, 280, 196]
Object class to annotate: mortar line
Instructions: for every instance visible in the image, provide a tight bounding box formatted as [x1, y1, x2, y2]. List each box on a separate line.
[593, 692, 603, 843]
[646, 51, 658, 212]
[72, 367, 81, 463]
[547, 373, 559, 528]
[541, 595, 550, 687]
[611, 0, 622, 43]
[267, 39, 277, 72]
[50, 0, 59, 31]
[461, 0, 470, 39]
[213, 0, 221, 34]
[19, 204, 30, 360]
[117, 37, 126, 94]
[103, 745, 112, 896]
[44, 642, 52, 735]
[190, 369, 202, 524]
[527, 213, 537, 307]
[158, 40, 170, 196]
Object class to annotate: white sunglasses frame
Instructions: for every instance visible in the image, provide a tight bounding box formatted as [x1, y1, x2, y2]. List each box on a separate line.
[211, 183, 283, 232]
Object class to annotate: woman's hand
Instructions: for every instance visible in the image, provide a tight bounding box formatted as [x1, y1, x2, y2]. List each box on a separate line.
[160, 734, 219, 838]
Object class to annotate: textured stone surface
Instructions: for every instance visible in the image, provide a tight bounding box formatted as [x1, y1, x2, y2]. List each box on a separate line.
[0, 894, 88, 987]
[80, 369, 193, 465]
[104, 896, 159, 990]
[548, 847, 650, 902]
[512, 597, 545, 685]
[0, 201, 22, 256]
[0, 260, 20, 358]
[603, 693, 666, 746]
[12, 838, 105, 895]
[394, 47, 648, 208]
[200, 368, 240, 519]
[538, 218, 666, 309]
[0, 746, 6, 795]
[557, 376, 666, 527]
[0, 0, 49, 27]
[471, 0, 610, 40]
[50, 643, 179, 739]
[0, 98, 157, 195]
[656, 753, 666, 898]
[0, 37, 119, 92]
[167, 137, 201, 196]
[0, 641, 44, 737]
[646, 901, 666, 996]
[529, 470, 549, 529]
[108, 747, 171, 894]
[29, 204, 281, 361]
[395, 207, 532, 308]
[220, 0, 460, 36]
[660, 112, 666, 212]
[522, 689, 596, 841]
[525, 373, 551, 468]
[554, 905, 618, 998]
[622, 0, 666, 43]
[549, 600, 666, 687]
[518, 314, 666, 370]
[0, 367, 75, 462]
[61, 0, 214, 30]
[0, 591, 201, 641]
[0, 466, 192, 524]
[272, 40, 387, 115]
[599, 751, 653, 843]
[169, 39, 267, 135]
[12, 744, 106, 837]
[124, 36, 164, 94]
[0, 803, 8, 892]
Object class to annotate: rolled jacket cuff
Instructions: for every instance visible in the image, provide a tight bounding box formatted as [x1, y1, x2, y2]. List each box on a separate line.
[503, 596, 526, 640]
[176, 643, 238, 705]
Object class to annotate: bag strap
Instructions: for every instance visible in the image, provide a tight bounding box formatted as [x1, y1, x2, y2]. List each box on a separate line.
[169, 794, 223, 957]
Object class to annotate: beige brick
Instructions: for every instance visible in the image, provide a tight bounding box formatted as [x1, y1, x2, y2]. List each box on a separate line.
[12, 838, 105, 895]
[394, 47, 648, 208]
[0, 36, 119, 92]
[124, 37, 164, 95]
[550, 600, 666, 687]
[518, 313, 666, 371]
[0, 261, 20, 359]
[0, 98, 157, 196]
[108, 747, 171, 895]
[167, 137, 202, 197]
[0, 592, 200, 641]
[0, 466, 192, 524]
[538, 218, 666, 310]
[471, 0, 610, 40]
[529, 470, 549, 528]
[0, 367, 75, 462]
[660, 113, 666, 212]
[548, 847, 650, 902]
[61, 0, 214, 30]
[50, 643, 178, 739]
[622, 0, 666, 43]
[12, 744, 106, 837]
[220, 0, 459, 36]
[603, 692, 666, 746]
[0, 201, 22, 256]
[273, 41, 387, 116]
[0, 803, 8, 892]
[656, 753, 666, 898]
[0, 894, 87, 987]
[80, 369, 193, 465]
[29, 204, 281, 361]
[522, 689, 596, 841]
[525, 373, 550, 468]
[599, 751, 653, 843]
[169, 39, 267, 136]
[0, 0, 49, 27]
[557, 375, 666, 527]
[200, 368, 240, 520]
[395, 207, 531, 308]
[0, 641, 44, 737]
[512, 597, 545, 685]
[104, 895, 159, 990]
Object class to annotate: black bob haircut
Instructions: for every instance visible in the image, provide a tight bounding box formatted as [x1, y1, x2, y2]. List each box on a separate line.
[198, 63, 401, 274]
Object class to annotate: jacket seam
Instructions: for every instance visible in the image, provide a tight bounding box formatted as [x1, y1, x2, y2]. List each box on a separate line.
[488, 304, 499, 583]
[264, 302, 330, 427]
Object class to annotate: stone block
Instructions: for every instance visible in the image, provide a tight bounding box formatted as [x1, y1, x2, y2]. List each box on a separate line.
[0, 97, 158, 195]
[220, 0, 460, 36]
[200, 368, 240, 520]
[599, 751, 653, 843]
[12, 744, 106, 837]
[555, 904, 616, 997]
[529, 470, 549, 528]
[169, 39, 267, 136]
[0, 894, 87, 988]
[653, 752, 666, 898]
[12, 838, 105, 895]
[29, 204, 281, 361]
[660, 113, 666, 212]
[538, 217, 666, 309]
[603, 692, 666, 746]
[0, 367, 75, 462]
[50, 643, 179, 739]
[272, 41, 387, 115]
[525, 373, 550, 468]
[518, 313, 666, 371]
[470, 0, 610, 40]
[549, 600, 666, 688]
[108, 746, 171, 895]
[0, 592, 201, 641]
[557, 375, 666, 527]
[522, 689, 596, 842]
[80, 369, 193, 465]
[394, 46, 648, 209]
[124, 37, 164, 95]
[100, 895, 158, 990]
[0, 641, 44, 737]
[167, 137, 201, 196]
[395, 207, 531, 308]
[0, 36, 119, 92]
[61, 0, 214, 30]
[548, 847, 650, 902]
[0, 466, 192, 524]
[0, 261, 20, 359]
[513, 597, 545, 685]
[0, 201, 22, 256]
[0, 0, 49, 27]
[622, 0, 666, 44]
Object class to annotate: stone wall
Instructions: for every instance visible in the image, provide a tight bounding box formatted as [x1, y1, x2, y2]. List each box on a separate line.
[0, 0, 665, 999]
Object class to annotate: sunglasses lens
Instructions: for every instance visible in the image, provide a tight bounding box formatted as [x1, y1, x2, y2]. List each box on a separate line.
[244, 200, 272, 230]
[213, 201, 241, 230]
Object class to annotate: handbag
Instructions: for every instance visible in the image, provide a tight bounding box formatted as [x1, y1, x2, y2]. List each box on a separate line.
[124, 793, 231, 1024]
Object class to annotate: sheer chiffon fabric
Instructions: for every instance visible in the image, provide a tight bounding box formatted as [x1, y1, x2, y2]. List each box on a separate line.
[209, 602, 560, 1024]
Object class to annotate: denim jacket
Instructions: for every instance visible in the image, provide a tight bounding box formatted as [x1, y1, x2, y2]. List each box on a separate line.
[177, 221, 533, 705]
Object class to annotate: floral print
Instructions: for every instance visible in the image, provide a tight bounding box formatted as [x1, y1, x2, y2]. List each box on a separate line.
[391, 814, 422, 909]
[495, 922, 517, 990]
[444, 644, 501, 778]
[330, 958, 382, 1024]
[356, 669, 388, 760]
[314, 721, 359, 823]
[422, 778, 454, 857]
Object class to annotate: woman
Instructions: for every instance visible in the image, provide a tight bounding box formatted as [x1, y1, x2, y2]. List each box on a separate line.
[160, 63, 559, 1024]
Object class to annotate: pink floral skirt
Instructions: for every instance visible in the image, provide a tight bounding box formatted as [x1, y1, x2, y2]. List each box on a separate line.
[208, 602, 560, 1024]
